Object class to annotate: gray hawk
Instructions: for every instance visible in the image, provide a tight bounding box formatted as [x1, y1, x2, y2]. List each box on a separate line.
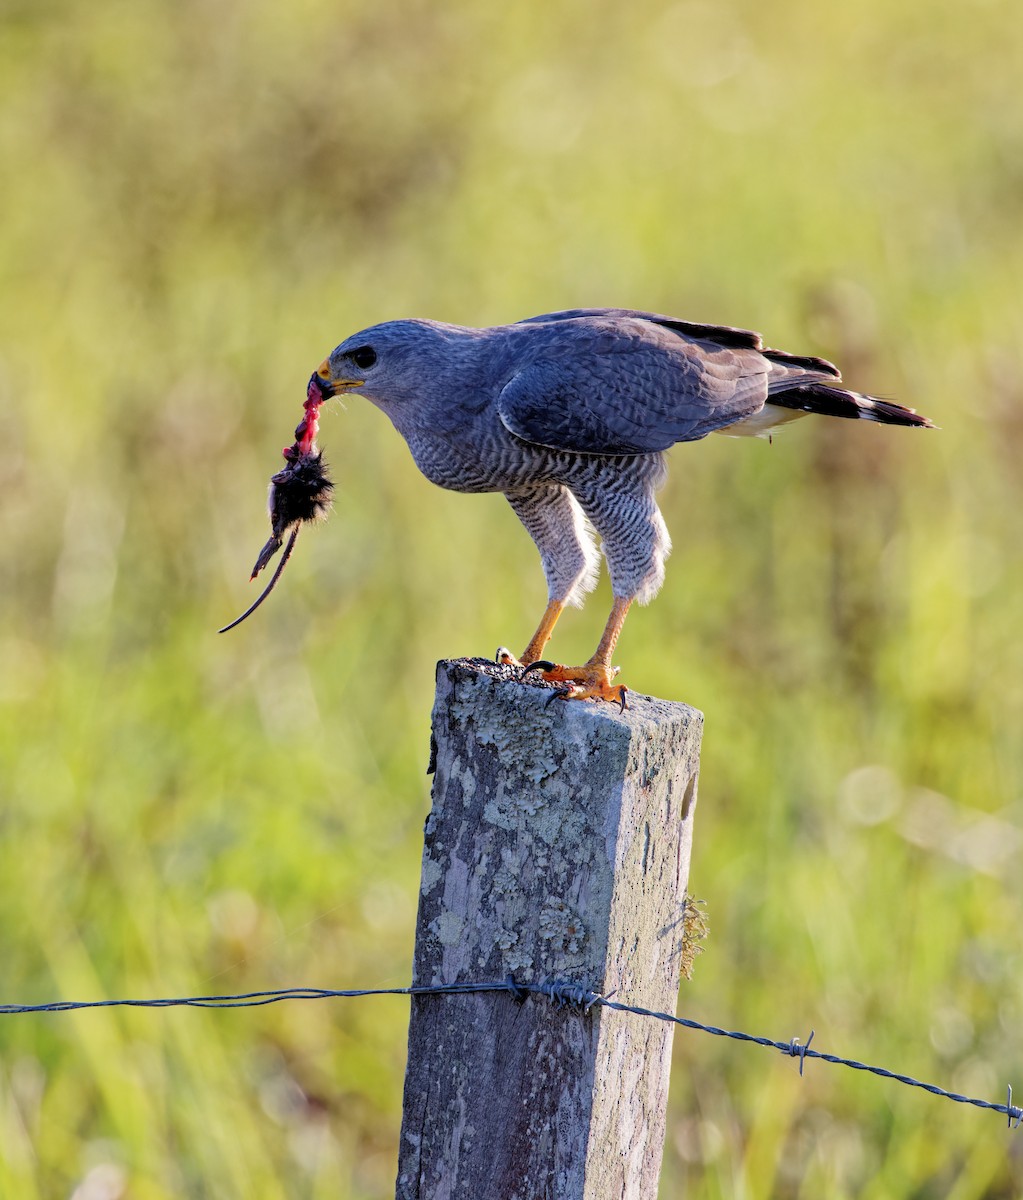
[312, 308, 932, 705]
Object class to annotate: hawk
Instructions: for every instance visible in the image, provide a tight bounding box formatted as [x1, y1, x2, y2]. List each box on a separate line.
[312, 308, 932, 705]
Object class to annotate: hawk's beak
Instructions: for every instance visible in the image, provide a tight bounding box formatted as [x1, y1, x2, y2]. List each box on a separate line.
[311, 360, 365, 398]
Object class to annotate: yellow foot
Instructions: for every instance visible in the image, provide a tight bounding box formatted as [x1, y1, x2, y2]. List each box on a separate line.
[522, 660, 628, 710]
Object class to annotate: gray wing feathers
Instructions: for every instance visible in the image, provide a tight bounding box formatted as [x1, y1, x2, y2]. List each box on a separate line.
[497, 325, 769, 455]
[516, 307, 766, 351]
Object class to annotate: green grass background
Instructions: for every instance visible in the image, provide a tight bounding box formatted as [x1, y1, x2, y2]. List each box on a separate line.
[2, 0, 1021, 1195]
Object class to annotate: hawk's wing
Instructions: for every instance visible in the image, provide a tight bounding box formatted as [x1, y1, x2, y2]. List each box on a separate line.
[497, 316, 773, 456]
[514, 306, 768, 351]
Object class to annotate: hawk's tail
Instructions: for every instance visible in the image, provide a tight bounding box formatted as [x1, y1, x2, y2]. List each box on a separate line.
[767, 383, 935, 428]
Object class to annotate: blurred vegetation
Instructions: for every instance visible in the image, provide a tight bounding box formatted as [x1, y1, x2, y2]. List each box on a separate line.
[1, 0, 1021, 1195]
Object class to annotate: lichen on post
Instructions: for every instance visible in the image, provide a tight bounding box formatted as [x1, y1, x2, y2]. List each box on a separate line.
[396, 659, 703, 1200]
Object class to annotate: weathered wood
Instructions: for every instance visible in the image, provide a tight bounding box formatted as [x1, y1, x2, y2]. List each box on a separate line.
[396, 659, 703, 1200]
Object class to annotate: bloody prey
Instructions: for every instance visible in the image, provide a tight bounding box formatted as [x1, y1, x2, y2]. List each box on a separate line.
[219, 376, 334, 633]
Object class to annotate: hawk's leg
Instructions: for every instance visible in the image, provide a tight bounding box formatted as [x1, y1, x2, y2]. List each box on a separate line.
[519, 598, 566, 665]
[495, 599, 565, 668]
[496, 485, 600, 667]
[525, 597, 632, 709]
[524, 462, 668, 706]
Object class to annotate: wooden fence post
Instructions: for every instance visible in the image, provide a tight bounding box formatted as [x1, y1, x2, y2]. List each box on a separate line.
[395, 658, 703, 1200]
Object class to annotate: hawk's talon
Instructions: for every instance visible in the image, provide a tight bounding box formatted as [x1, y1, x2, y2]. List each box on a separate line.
[522, 660, 628, 708]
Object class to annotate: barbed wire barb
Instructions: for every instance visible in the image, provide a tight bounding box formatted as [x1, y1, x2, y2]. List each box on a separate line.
[786, 1030, 815, 1076]
[1009, 1084, 1022, 1131]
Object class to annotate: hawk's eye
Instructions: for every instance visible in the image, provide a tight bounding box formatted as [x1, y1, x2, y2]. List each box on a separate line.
[351, 346, 377, 370]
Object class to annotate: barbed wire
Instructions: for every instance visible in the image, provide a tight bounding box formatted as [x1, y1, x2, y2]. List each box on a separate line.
[2, 977, 1019, 1129]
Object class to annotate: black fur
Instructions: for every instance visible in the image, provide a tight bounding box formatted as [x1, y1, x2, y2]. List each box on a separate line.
[249, 450, 333, 579]
[268, 450, 333, 536]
